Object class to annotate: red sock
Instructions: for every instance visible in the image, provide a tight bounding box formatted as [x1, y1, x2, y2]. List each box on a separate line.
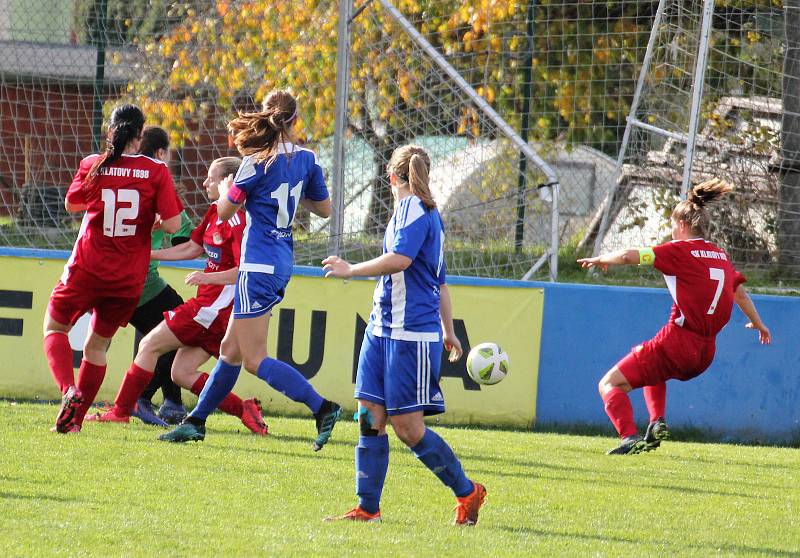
[602, 387, 638, 439]
[75, 360, 107, 425]
[114, 363, 155, 416]
[43, 332, 74, 394]
[643, 383, 666, 422]
[190, 373, 244, 418]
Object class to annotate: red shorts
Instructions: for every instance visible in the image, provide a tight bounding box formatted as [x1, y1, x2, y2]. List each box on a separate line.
[48, 280, 138, 339]
[616, 323, 716, 388]
[164, 298, 231, 358]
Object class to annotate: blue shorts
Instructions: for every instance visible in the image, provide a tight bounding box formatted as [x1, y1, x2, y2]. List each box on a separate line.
[233, 271, 290, 319]
[355, 330, 445, 416]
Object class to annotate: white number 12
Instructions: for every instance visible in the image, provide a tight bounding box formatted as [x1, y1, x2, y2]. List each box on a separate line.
[101, 188, 139, 237]
[707, 267, 725, 315]
[271, 181, 303, 228]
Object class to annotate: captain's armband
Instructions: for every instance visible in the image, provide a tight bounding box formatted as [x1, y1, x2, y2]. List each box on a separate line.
[638, 247, 655, 266]
[227, 184, 247, 205]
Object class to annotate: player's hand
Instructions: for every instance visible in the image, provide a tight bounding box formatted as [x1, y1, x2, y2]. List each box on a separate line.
[577, 257, 608, 272]
[185, 271, 209, 286]
[745, 322, 772, 345]
[152, 216, 163, 231]
[443, 333, 463, 362]
[218, 174, 234, 200]
[322, 255, 353, 279]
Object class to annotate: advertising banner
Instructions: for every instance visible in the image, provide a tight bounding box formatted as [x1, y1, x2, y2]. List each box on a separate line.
[0, 252, 543, 427]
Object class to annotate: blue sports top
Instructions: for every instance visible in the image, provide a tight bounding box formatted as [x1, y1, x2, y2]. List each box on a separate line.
[369, 195, 446, 342]
[228, 143, 329, 276]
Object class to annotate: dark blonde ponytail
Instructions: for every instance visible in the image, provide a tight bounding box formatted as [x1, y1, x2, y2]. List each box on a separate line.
[387, 145, 436, 209]
[227, 89, 298, 169]
[672, 178, 734, 237]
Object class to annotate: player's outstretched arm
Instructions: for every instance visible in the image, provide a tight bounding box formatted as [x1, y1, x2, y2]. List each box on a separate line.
[152, 240, 204, 261]
[439, 284, 462, 362]
[322, 253, 412, 279]
[186, 267, 238, 286]
[577, 249, 642, 272]
[734, 285, 772, 344]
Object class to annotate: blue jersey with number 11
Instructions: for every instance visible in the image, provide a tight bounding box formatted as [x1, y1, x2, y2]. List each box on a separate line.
[229, 143, 329, 276]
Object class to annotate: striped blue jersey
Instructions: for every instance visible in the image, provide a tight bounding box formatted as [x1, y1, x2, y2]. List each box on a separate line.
[229, 143, 329, 276]
[369, 195, 446, 342]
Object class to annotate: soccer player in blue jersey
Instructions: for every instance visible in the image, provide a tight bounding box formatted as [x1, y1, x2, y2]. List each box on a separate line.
[161, 90, 342, 449]
[322, 145, 486, 525]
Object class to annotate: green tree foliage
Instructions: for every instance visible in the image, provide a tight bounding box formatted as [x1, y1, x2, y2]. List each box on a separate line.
[73, 0, 181, 46]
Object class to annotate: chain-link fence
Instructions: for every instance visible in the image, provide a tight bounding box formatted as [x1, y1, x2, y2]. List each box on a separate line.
[0, 0, 796, 282]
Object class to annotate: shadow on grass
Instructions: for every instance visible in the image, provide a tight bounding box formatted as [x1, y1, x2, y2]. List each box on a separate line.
[532, 421, 800, 449]
[208, 430, 354, 452]
[0, 491, 86, 504]
[466, 466, 761, 500]
[493, 526, 800, 558]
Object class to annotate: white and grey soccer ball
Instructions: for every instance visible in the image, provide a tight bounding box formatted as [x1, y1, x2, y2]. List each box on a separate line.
[466, 342, 509, 385]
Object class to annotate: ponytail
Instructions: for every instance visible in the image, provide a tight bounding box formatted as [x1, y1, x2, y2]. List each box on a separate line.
[227, 89, 297, 170]
[387, 145, 436, 209]
[672, 178, 734, 237]
[84, 104, 145, 199]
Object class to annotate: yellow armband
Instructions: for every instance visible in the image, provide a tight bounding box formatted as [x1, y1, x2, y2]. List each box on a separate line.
[638, 247, 655, 266]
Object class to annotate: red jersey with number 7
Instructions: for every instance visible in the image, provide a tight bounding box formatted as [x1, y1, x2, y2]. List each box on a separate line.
[652, 238, 746, 338]
[63, 153, 182, 296]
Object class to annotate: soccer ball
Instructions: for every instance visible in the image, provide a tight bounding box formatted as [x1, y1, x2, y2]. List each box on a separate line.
[466, 342, 509, 385]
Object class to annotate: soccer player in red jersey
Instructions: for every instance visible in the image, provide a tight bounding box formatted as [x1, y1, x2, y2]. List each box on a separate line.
[88, 157, 267, 435]
[578, 179, 771, 454]
[43, 104, 183, 434]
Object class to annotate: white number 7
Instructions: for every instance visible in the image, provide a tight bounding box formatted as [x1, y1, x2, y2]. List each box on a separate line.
[707, 267, 725, 315]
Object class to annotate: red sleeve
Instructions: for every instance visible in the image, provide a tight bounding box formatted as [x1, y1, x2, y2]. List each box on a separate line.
[190, 207, 212, 246]
[154, 165, 182, 220]
[652, 242, 682, 276]
[733, 268, 747, 290]
[231, 210, 246, 266]
[66, 158, 91, 205]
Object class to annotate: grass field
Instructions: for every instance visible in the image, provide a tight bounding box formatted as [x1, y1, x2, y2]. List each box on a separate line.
[1, 402, 798, 558]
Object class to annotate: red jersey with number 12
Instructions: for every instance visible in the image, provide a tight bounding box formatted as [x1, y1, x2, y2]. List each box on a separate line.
[63, 153, 182, 296]
[189, 203, 246, 306]
[652, 238, 746, 338]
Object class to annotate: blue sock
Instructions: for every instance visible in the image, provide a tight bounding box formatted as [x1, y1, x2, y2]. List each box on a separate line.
[411, 428, 473, 498]
[190, 359, 241, 421]
[356, 434, 389, 514]
[256, 357, 324, 414]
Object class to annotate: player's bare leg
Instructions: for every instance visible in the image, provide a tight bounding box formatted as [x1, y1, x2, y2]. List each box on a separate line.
[599, 367, 646, 455]
[170, 346, 213, 391]
[134, 323, 183, 372]
[161, 316, 245, 442]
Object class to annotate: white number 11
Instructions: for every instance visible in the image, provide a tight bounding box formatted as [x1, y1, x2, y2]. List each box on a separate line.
[271, 181, 303, 228]
[707, 267, 725, 315]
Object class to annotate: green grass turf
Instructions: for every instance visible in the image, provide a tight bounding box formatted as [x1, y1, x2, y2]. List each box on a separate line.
[1, 402, 798, 558]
